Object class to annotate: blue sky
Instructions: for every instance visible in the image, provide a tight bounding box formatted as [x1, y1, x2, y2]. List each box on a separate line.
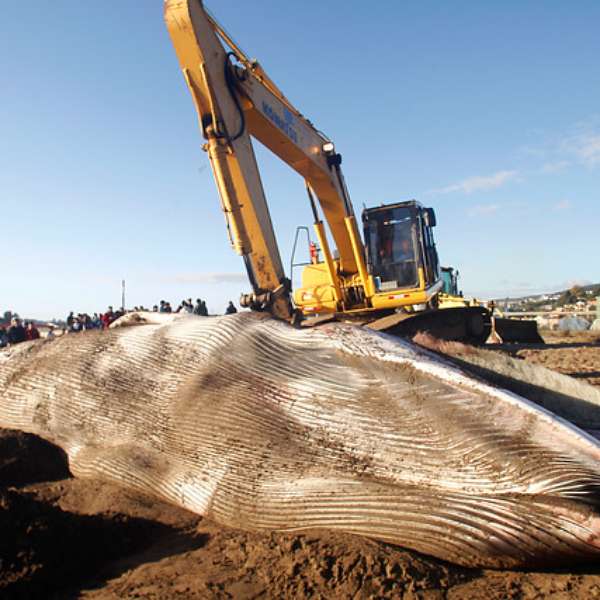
[2, 1, 599, 320]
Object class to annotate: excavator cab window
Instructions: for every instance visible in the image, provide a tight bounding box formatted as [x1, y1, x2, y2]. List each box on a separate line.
[363, 206, 419, 291]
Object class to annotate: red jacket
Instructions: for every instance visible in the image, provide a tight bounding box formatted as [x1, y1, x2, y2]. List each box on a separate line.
[26, 327, 40, 341]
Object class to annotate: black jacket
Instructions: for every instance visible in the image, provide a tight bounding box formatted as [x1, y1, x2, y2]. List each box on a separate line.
[7, 325, 27, 344]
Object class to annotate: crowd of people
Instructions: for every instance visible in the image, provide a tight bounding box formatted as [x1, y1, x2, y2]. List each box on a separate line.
[66, 307, 125, 332]
[0, 318, 42, 348]
[65, 297, 237, 332]
[157, 298, 210, 315]
[155, 298, 236, 315]
[0, 298, 239, 348]
[68, 297, 239, 330]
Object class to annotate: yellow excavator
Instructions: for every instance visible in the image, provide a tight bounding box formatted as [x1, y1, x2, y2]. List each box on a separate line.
[164, 0, 541, 344]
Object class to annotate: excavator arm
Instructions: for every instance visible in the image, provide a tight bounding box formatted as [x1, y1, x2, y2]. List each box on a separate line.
[164, 0, 369, 318]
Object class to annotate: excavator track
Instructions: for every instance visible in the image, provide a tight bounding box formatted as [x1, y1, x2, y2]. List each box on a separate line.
[303, 307, 543, 346]
[365, 306, 491, 345]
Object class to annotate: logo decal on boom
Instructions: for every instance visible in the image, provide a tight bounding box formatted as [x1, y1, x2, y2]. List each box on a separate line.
[262, 101, 299, 144]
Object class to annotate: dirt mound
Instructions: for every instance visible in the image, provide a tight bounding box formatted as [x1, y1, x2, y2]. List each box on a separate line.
[515, 339, 600, 387]
[0, 429, 70, 487]
[0, 487, 204, 598]
[99, 525, 472, 599]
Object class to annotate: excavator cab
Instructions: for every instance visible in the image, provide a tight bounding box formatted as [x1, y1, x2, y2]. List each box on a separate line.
[362, 201, 444, 312]
[362, 201, 440, 295]
[441, 267, 460, 296]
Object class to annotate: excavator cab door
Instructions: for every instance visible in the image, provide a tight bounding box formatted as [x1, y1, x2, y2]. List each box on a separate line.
[419, 208, 440, 287]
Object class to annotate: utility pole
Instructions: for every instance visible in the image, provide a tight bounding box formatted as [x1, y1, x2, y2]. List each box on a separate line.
[121, 279, 126, 312]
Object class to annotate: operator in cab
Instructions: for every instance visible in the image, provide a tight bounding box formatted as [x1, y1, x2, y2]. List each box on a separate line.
[377, 220, 417, 288]
[395, 235, 417, 287]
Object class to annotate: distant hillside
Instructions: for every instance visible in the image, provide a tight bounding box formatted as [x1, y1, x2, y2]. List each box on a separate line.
[494, 283, 600, 313]
[494, 283, 600, 303]
[581, 283, 600, 295]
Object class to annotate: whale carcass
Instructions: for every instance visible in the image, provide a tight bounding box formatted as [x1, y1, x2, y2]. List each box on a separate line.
[1, 312, 599, 568]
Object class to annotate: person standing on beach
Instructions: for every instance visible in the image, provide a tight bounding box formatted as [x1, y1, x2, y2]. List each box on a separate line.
[26, 322, 40, 341]
[7, 318, 27, 344]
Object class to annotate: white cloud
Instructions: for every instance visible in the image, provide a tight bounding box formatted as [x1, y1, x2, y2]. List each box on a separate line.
[431, 170, 518, 195]
[564, 132, 600, 167]
[467, 203, 500, 217]
[517, 144, 547, 159]
[516, 119, 600, 173]
[539, 160, 570, 174]
[165, 272, 247, 284]
[552, 199, 572, 211]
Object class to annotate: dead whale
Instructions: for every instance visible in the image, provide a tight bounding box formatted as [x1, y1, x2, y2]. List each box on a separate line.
[1, 312, 599, 568]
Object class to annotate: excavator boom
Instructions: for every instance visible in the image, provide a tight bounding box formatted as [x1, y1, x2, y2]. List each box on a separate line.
[164, 0, 368, 318]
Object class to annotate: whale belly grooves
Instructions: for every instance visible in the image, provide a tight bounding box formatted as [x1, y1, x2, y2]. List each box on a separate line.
[0, 311, 599, 568]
